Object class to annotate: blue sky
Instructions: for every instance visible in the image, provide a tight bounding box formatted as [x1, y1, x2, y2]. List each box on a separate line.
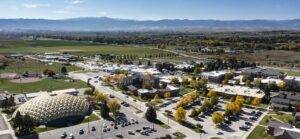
[0, 0, 299, 20]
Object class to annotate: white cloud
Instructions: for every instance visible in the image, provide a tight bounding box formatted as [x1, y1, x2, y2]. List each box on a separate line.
[65, 0, 85, 5]
[23, 4, 50, 9]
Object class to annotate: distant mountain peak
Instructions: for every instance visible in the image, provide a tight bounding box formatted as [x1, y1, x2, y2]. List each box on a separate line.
[0, 17, 299, 32]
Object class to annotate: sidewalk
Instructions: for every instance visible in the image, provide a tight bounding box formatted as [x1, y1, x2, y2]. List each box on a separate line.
[0, 114, 16, 139]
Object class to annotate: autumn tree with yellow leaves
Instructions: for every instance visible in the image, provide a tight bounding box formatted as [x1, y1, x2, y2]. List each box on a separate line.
[175, 107, 186, 122]
[251, 97, 261, 107]
[212, 111, 224, 126]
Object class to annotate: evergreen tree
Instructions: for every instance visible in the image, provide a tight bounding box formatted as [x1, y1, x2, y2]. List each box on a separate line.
[61, 66, 67, 75]
[145, 106, 157, 122]
[100, 101, 110, 118]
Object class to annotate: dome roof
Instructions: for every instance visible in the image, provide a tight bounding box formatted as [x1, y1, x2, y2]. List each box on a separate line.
[14, 94, 90, 124]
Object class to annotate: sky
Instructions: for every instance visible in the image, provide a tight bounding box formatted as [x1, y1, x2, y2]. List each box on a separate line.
[0, 0, 299, 20]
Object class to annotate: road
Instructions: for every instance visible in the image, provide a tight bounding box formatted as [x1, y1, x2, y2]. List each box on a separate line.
[69, 71, 201, 139]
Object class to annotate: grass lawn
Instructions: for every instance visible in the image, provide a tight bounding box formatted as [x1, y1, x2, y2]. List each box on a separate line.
[259, 112, 294, 126]
[175, 132, 187, 139]
[210, 137, 223, 139]
[272, 113, 294, 123]
[246, 125, 273, 139]
[0, 77, 87, 94]
[280, 70, 300, 77]
[0, 58, 82, 74]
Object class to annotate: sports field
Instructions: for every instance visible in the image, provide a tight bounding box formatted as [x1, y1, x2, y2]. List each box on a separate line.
[0, 77, 87, 94]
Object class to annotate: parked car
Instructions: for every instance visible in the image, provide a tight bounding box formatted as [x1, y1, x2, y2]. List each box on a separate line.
[140, 131, 149, 136]
[143, 126, 150, 130]
[79, 129, 84, 135]
[225, 120, 232, 125]
[239, 125, 250, 131]
[109, 94, 115, 98]
[249, 116, 257, 121]
[91, 126, 96, 131]
[250, 111, 256, 115]
[128, 130, 135, 135]
[68, 134, 74, 139]
[245, 122, 252, 126]
[61, 132, 67, 138]
[116, 133, 123, 138]
[217, 131, 223, 135]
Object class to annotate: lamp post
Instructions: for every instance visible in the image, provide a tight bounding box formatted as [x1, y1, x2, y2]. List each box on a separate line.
[87, 116, 90, 134]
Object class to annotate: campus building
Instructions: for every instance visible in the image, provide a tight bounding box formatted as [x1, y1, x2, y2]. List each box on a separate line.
[207, 83, 265, 99]
[13, 94, 90, 125]
[270, 91, 300, 111]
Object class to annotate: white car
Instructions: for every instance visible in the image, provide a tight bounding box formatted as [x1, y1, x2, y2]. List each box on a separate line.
[68, 133, 74, 139]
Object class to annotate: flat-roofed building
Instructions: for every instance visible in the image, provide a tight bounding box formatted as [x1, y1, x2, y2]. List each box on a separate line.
[207, 83, 264, 99]
[242, 67, 285, 79]
[284, 76, 300, 92]
[201, 70, 227, 83]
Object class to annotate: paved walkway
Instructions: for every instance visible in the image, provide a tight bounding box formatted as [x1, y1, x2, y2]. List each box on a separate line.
[0, 114, 16, 139]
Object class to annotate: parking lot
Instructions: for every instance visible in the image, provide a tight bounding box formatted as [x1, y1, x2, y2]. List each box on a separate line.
[159, 98, 267, 139]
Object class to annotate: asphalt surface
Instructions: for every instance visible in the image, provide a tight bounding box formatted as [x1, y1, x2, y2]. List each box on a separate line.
[0, 134, 13, 139]
[20, 109, 170, 139]
[0, 115, 8, 131]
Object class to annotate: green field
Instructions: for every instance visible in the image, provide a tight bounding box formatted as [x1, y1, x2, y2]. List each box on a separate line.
[259, 112, 294, 126]
[0, 58, 82, 74]
[0, 78, 87, 94]
[247, 126, 273, 139]
[0, 40, 168, 57]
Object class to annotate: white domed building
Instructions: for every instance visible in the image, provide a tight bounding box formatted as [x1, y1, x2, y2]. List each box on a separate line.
[13, 93, 90, 125]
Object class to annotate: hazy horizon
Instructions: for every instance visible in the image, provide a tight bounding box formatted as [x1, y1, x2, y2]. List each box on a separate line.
[0, 0, 299, 20]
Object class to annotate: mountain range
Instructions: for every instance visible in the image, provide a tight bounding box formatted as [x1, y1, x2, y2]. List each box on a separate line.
[0, 17, 300, 32]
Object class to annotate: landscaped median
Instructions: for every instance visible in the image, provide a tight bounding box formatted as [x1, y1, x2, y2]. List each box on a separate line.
[162, 112, 202, 133]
